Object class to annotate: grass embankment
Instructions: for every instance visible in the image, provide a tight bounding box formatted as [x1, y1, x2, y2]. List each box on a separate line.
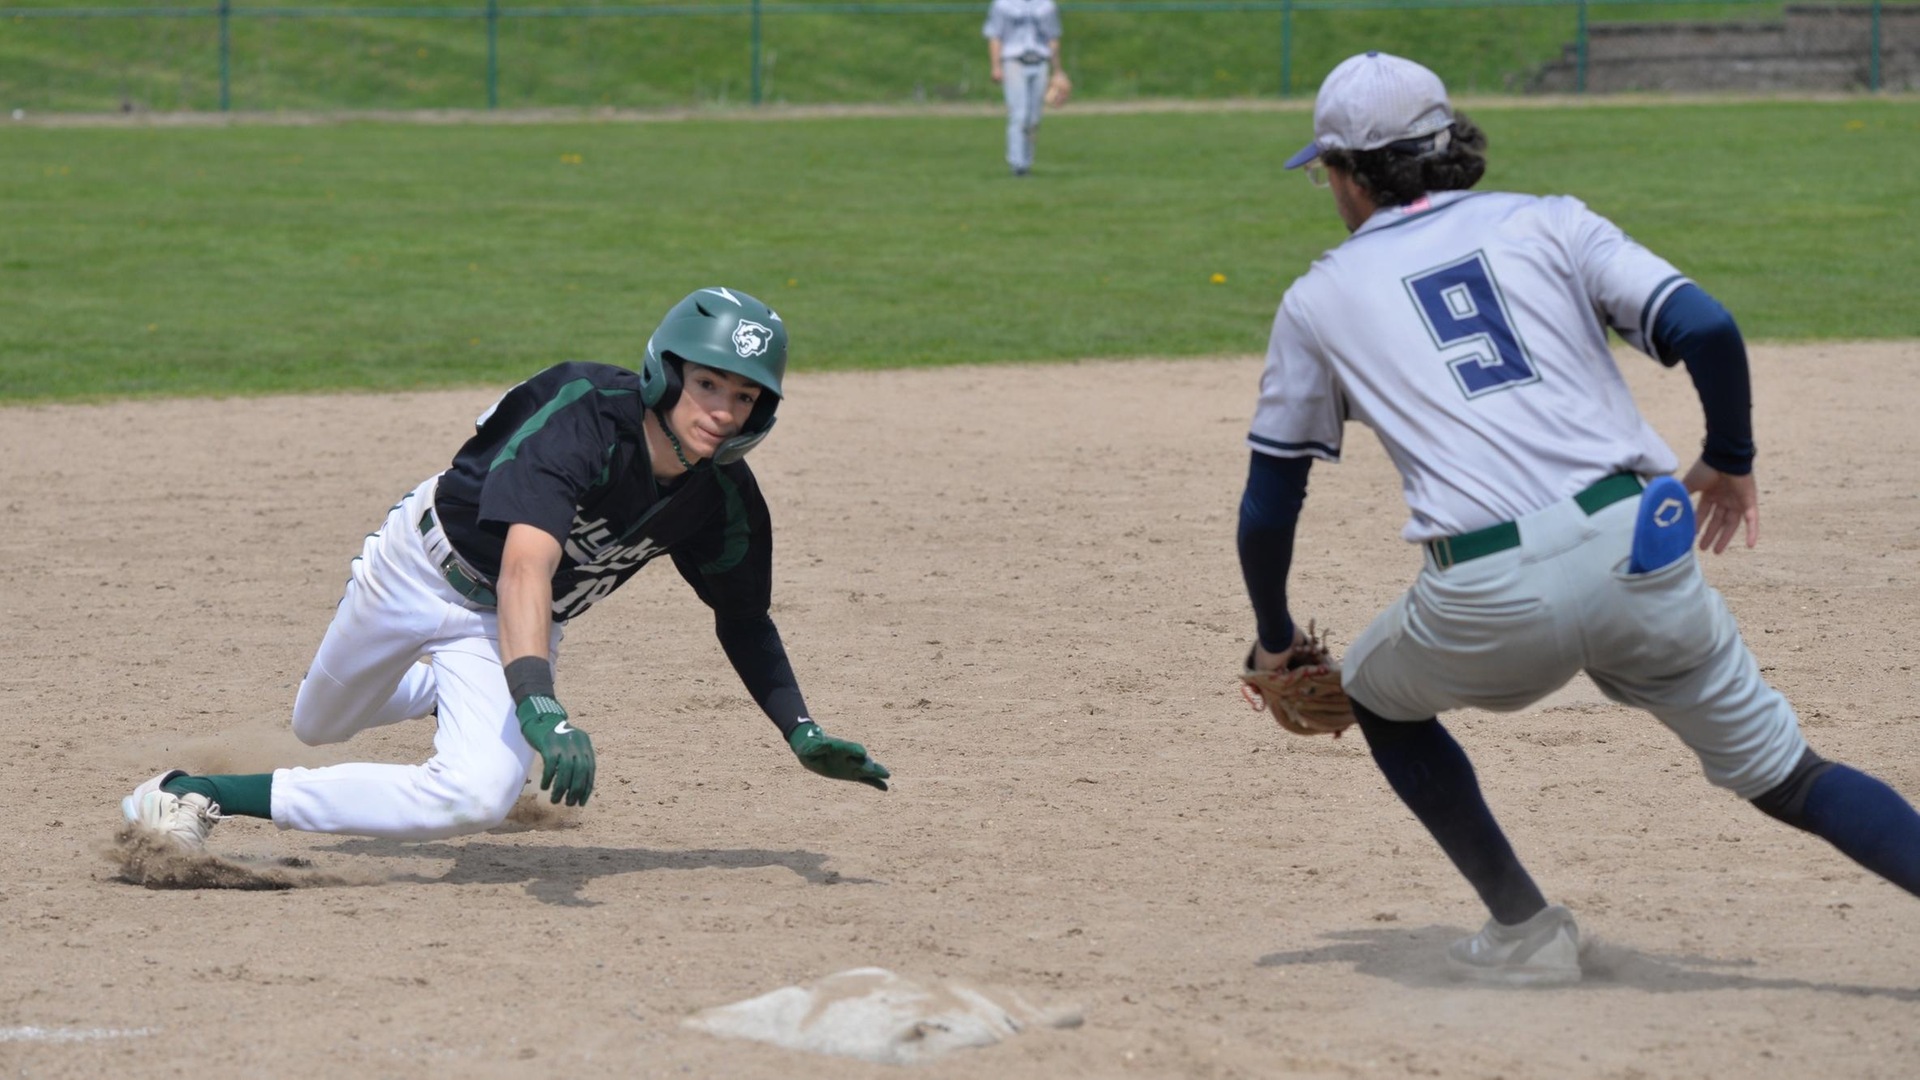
[0, 0, 1827, 112]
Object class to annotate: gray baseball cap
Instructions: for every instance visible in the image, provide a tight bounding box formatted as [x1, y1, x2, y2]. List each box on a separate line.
[1284, 51, 1454, 169]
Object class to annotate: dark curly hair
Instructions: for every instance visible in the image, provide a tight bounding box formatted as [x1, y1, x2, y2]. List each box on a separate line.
[1320, 111, 1488, 207]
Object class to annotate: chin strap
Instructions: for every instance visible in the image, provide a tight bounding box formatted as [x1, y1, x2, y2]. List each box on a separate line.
[658, 412, 696, 472]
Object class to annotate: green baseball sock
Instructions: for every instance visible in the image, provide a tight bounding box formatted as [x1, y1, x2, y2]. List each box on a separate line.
[161, 773, 273, 820]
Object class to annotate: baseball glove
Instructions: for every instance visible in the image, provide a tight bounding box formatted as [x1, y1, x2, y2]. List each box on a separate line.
[1044, 71, 1073, 108]
[1239, 622, 1355, 737]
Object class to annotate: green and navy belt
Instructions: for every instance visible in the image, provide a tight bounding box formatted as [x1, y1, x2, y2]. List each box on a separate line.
[1425, 473, 1644, 571]
[418, 506, 498, 607]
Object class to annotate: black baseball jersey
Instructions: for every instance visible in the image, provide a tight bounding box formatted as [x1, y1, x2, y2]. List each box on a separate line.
[432, 361, 774, 623]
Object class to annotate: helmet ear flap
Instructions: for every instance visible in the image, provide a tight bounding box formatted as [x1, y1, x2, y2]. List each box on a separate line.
[741, 387, 779, 437]
[640, 345, 684, 413]
[712, 417, 775, 466]
[709, 390, 780, 465]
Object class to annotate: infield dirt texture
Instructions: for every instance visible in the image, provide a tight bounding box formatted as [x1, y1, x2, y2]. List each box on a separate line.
[3, 341, 1918, 1077]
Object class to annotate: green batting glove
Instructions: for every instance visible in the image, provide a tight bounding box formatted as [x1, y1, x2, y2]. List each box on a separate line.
[787, 721, 891, 791]
[516, 696, 596, 807]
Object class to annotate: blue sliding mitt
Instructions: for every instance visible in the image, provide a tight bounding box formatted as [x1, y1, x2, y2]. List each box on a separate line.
[1629, 475, 1696, 574]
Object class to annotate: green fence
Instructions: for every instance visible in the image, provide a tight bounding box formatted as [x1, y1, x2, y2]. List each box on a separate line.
[0, 0, 1901, 112]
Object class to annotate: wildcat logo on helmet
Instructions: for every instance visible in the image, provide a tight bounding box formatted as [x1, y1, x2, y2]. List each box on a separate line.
[732, 320, 774, 358]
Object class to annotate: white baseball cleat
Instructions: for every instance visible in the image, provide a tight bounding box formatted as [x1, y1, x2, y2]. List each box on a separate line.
[121, 770, 222, 851]
[1446, 903, 1582, 986]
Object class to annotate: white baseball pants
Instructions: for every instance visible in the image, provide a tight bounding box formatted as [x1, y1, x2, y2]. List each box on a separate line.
[271, 476, 562, 839]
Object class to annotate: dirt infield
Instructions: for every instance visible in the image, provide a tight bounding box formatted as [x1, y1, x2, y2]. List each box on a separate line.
[3, 342, 1917, 1078]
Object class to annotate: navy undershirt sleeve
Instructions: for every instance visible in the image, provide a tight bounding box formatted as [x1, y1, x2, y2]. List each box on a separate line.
[1651, 284, 1755, 476]
[1237, 451, 1312, 653]
[713, 613, 810, 738]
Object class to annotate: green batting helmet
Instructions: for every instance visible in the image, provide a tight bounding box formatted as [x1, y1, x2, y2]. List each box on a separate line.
[641, 287, 787, 465]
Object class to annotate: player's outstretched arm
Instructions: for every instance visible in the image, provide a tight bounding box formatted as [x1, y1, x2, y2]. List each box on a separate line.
[711, 612, 891, 791]
[500, 523, 596, 806]
[1682, 457, 1760, 554]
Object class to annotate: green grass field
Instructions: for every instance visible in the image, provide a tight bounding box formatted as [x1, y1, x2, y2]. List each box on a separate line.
[0, 0, 1843, 112]
[1, 99, 1915, 401]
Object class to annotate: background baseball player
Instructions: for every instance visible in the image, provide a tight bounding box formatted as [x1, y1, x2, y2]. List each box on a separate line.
[983, 0, 1064, 177]
[122, 286, 889, 850]
[1240, 52, 1920, 984]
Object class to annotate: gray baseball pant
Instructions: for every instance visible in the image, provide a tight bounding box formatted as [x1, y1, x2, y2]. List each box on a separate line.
[1003, 59, 1048, 171]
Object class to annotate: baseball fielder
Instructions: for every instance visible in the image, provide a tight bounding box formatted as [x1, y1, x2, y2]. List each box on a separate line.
[983, 0, 1062, 176]
[123, 287, 889, 851]
[1241, 52, 1920, 984]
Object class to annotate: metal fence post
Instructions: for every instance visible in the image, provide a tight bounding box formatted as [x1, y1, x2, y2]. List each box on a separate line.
[487, 0, 500, 109]
[1280, 0, 1293, 97]
[218, 0, 232, 111]
[1575, 0, 1588, 94]
[751, 0, 763, 105]
[1870, 0, 1882, 91]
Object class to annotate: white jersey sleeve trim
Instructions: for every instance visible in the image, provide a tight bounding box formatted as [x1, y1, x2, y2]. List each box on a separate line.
[1636, 273, 1693, 363]
[1247, 433, 1340, 461]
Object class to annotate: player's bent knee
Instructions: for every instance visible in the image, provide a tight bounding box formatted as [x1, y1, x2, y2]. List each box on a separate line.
[290, 678, 366, 746]
[442, 789, 519, 834]
[418, 757, 526, 834]
[289, 710, 352, 747]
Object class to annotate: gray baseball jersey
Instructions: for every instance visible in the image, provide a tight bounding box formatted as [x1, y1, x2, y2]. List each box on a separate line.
[1249, 190, 1692, 542]
[983, 0, 1061, 61]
